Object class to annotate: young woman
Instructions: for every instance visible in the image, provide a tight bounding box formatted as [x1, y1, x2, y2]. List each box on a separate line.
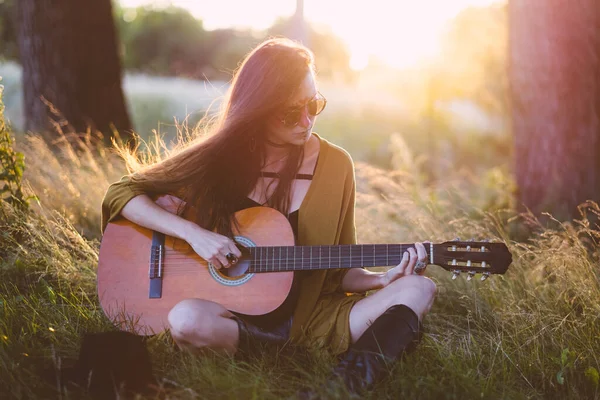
[101, 37, 436, 394]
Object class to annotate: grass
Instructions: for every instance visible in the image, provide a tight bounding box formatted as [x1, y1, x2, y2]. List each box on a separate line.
[1, 86, 599, 400]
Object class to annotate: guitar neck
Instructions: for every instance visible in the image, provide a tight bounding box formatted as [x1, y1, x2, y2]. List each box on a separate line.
[246, 244, 430, 272]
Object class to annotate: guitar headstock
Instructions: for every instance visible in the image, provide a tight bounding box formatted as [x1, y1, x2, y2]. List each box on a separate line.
[431, 239, 512, 281]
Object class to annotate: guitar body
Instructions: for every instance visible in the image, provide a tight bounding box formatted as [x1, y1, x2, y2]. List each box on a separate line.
[98, 204, 295, 335]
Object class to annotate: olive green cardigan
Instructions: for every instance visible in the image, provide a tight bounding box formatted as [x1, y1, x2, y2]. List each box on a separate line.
[100, 133, 357, 341]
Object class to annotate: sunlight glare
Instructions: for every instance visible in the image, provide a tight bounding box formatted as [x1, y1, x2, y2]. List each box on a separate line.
[349, 52, 369, 71]
[119, 0, 505, 69]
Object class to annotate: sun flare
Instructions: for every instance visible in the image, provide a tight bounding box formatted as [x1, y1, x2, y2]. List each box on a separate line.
[120, 0, 504, 70]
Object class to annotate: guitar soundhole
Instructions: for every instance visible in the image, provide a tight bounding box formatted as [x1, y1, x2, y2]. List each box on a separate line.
[222, 259, 250, 278]
[207, 236, 255, 286]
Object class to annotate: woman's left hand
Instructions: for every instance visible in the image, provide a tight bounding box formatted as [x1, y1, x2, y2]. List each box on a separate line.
[382, 242, 429, 287]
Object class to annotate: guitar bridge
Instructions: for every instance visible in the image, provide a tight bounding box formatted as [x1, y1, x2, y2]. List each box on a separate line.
[148, 232, 165, 298]
[149, 245, 163, 279]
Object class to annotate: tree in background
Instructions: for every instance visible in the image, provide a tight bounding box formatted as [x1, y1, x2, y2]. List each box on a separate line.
[0, 0, 18, 61]
[116, 6, 210, 78]
[202, 28, 263, 78]
[15, 0, 133, 146]
[509, 0, 600, 220]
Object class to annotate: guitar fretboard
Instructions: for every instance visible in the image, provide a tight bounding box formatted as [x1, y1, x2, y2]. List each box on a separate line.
[247, 244, 416, 272]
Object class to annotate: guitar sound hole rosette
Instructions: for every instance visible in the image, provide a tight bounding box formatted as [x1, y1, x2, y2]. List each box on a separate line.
[208, 236, 255, 286]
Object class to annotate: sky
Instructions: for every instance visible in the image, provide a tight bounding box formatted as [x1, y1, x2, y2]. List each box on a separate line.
[119, 0, 505, 70]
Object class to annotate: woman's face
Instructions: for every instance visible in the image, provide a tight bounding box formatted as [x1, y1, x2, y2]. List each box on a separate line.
[266, 72, 319, 146]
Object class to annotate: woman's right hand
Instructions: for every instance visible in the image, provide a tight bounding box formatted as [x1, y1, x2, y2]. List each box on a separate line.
[184, 224, 242, 269]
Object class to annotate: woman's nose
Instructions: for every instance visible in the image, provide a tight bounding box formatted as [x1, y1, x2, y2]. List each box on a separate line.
[298, 107, 312, 128]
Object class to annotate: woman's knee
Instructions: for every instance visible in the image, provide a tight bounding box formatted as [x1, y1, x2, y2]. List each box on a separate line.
[416, 275, 437, 300]
[167, 299, 225, 346]
[388, 274, 436, 296]
[385, 275, 437, 311]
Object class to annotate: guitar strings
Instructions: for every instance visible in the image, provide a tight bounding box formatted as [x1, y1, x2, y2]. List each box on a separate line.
[156, 256, 410, 266]
[157, 244, 418, 254]
[139, 247, 487, 273]
[147, 253, 416, 264]
[142, 253, 488, 273]
[153, 251, 412, 260]
[154, 245, 426, 259]
[147, 258, 487, 270]
[149, 257, 411, 269]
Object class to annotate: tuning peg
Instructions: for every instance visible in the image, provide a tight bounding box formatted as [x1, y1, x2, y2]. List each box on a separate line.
[453, 237, 461, 241]
[480, 272, 490, 281]
[467, 271, 476, 281]
[451, 270, 460, 280]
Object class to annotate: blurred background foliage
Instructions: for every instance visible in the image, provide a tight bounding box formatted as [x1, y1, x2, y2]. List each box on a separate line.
[0, 0, 510, 196]
[0, 1, 355, 82]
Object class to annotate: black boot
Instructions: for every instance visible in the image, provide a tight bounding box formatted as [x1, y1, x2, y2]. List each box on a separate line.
[296, 304, 422, 399]
[331, 304, 421, 395]
[294, 304, 422, 399]
[232, 315, 291, 356]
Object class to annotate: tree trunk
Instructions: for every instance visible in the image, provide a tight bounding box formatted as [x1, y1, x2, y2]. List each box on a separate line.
[509, 0, 600, 220]
[15, 0, 133, 147]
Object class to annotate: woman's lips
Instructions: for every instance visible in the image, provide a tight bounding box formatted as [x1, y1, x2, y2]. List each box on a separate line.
[295, 129, 311, 136]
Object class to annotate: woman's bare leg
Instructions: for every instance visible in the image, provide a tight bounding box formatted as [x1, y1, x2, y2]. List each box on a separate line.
[348, 275, 436, 343]
[167, 298, 239, 355]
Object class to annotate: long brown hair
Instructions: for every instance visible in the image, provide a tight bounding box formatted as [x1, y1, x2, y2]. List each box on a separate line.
[121, 38, 316, 237]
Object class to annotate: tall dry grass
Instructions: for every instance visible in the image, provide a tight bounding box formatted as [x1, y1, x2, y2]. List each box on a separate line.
[1, 97, 599, 399]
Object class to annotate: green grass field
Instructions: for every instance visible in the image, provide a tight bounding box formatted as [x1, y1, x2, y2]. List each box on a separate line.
[1, 74, 599, 399]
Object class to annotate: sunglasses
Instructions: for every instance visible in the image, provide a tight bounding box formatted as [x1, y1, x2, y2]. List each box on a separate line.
[280, 92, 327, 127]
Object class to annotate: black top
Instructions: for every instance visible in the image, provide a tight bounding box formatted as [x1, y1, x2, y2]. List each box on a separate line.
[260, 171, 314, 181]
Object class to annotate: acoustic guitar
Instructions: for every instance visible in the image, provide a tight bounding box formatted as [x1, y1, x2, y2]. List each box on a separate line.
[97, 195, 513, 335]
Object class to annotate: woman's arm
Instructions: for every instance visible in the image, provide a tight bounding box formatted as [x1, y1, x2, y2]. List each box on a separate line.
[101, 176, 193, 239]
[101, 174, 242, 268]
[340, 243, 428, 292]
[340, 268, 387, 292]
[120, 194, 197, 242]
[120, 195, 242, 268]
